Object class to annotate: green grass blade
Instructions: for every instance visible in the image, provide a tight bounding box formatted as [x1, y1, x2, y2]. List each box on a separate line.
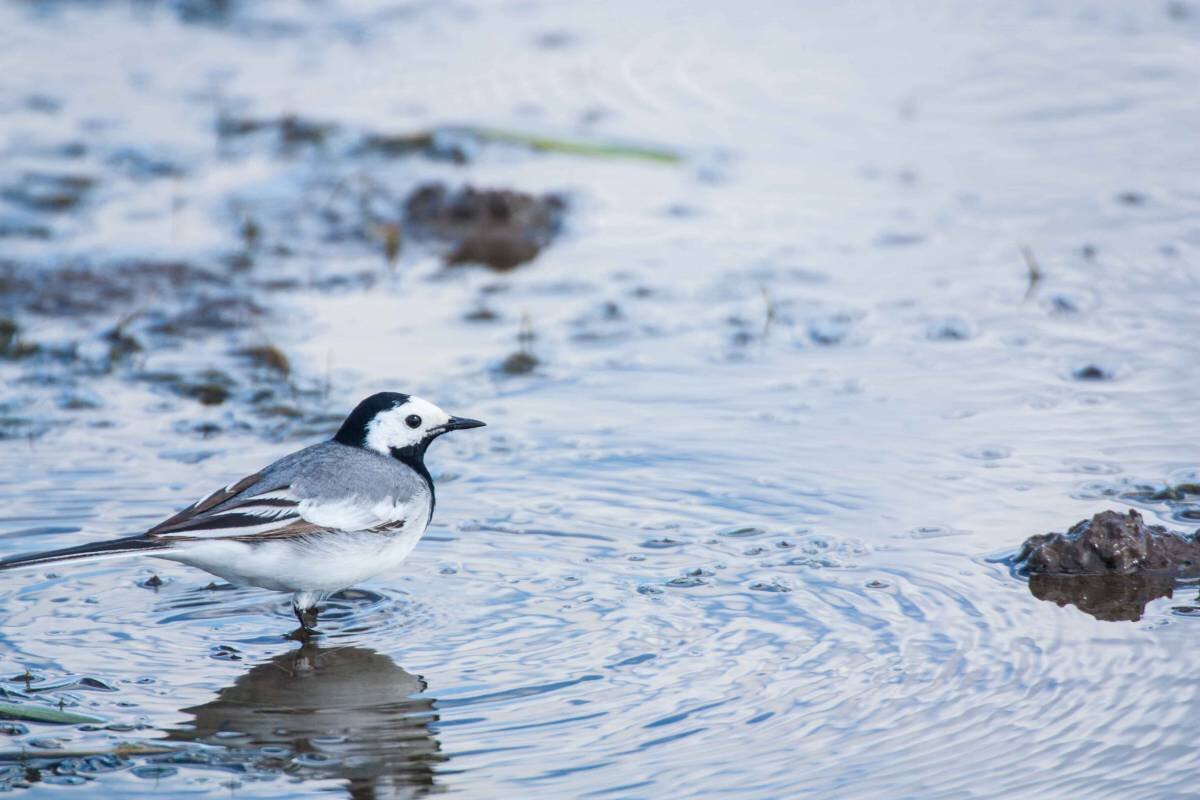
[472, 127, 682, 164]
[0, 702, 105, 725]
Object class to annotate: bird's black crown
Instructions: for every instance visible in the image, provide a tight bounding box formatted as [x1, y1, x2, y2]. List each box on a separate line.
[333, 392, 411, 447]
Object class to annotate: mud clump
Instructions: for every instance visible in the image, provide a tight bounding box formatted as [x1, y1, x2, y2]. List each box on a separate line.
[1139, 483, 1200, 502]
[356, 132, 471, 164]
[183, 382, 231, 406]
[217, 113, 336, 153]
[237, 345, 290, 377]
[0, 320, 39, 360]
[498, 351, 539, 375]
[404, 183, 567, 271]
[102, 320, 143, 365]
[141, 369, 236, 407]
[1015, 509, 1200, 577]
[464, 307, 499, 322]
[1, 172, 95, 213]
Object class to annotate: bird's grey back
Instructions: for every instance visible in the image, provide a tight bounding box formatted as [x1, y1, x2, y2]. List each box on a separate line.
[219, 440, 428, 508]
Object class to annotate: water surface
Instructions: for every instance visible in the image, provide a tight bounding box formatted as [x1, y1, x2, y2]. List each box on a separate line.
[1, 1, 1199, 797]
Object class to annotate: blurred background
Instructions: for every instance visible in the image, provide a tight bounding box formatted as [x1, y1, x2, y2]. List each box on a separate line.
[0, 1, 1199, 797]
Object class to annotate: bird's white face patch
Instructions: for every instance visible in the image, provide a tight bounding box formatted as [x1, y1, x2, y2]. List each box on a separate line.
[362, 396, 452, 455]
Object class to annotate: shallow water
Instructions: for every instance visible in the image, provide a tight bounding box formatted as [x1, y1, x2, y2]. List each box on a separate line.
[1, 1, 1200, 797]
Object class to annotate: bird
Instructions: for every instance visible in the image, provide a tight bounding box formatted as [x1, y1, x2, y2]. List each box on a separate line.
[0, 392, 485, 637]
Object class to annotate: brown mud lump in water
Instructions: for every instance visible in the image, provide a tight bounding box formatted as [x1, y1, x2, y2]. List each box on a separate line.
[1015, 509, 1200, 577]
[403, 182, 567, 271]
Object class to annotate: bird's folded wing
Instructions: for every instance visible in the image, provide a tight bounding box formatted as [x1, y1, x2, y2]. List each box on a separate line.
[146, 473, 319, 540]
[145, 473, 401, 541]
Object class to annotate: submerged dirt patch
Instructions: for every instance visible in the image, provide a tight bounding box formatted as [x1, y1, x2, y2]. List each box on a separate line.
[1, 172, 95, 214]
[0, 260, 221, 317]
[0, 254, 324, 436]
[404, 183, 567, 271]
[0, 117, 574, 443]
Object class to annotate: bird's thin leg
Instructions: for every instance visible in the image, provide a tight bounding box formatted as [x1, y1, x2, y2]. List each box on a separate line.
[293, 602, 318, 630]
[290, 601, 320, 641]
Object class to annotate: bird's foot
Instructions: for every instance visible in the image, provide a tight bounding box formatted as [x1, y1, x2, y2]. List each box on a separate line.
[288, 602, 320, 642]
[285, 626, 320, 643]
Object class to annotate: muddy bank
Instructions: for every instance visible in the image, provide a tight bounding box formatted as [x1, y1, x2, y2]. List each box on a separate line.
[2, 61, 579, 444]
[0, 177, 565, 404]
[0, 175, 567, 440]
[1015, 510, 1200, 577]
[0, 255, 318, 435]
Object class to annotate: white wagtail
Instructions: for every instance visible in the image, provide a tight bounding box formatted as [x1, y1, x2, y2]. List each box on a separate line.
[0, 392, 484, 636]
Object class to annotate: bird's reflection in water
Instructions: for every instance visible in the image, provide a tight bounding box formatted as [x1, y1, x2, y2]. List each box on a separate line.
[169, 644, 443, 799]
[1028, 573, 1177, 622]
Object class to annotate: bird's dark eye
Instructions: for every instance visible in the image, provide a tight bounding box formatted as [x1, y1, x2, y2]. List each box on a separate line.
[405, 414, 422, 429]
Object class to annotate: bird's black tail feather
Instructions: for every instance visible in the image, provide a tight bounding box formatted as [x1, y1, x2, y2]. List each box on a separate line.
[0, 535, 170, 572]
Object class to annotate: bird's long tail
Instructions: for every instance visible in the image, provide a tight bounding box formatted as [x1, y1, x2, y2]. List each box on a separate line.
[0, 535, 170, 572]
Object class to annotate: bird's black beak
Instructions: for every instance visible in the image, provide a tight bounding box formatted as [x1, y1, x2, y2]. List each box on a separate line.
[443, 416, 486, 432]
